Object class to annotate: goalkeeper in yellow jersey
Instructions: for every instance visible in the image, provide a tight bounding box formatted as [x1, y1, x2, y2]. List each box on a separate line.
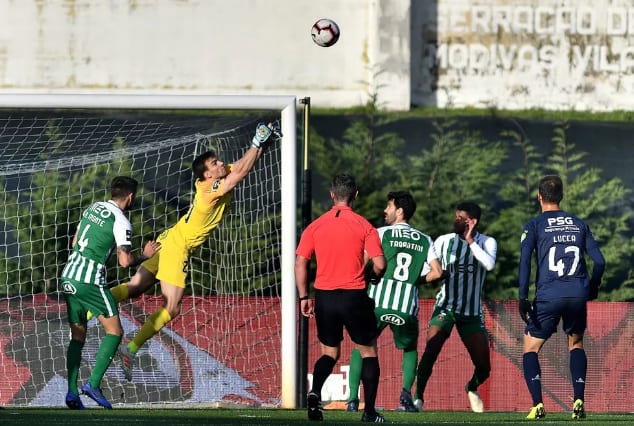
[111, 121, 280, 380]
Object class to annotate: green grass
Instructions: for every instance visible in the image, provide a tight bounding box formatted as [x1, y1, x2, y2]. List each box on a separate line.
[0, 408, 631, 425]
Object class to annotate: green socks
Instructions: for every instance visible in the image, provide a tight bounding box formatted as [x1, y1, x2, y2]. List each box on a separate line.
[67, 339, 85, 394]
[90, 333, 122, 388]
[348, 348, 362, 401]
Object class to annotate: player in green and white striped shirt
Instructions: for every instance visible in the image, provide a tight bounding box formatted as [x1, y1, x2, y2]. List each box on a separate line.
[62, 176, 159, 410]
[347, 191, 443, 413]
[415, 202, 497, 413]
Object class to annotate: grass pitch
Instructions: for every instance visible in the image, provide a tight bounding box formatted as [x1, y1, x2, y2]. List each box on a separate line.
[0, 408, 632, 425]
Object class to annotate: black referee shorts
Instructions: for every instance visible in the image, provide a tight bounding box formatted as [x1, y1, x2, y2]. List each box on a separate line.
[314, 289, 378, 347]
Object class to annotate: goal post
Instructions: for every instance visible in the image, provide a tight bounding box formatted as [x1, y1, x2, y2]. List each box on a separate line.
[0, 93, 298, 408]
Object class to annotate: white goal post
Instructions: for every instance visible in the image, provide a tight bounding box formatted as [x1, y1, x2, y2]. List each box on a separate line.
[0, 93, 298, 408]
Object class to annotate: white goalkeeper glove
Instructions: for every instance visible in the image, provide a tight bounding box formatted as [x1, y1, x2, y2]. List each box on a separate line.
[251, 121, 282, 149]
[251, 122, 272, 149]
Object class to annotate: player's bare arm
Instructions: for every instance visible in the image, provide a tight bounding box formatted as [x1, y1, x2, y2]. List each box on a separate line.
[294, 255, 314, 318]
[424, 258, 444, 283]
[117, 240, 161, 268]
[221, 147, 262, 193]
[221, 122, 278, 193]
[370, 254, 386, 278]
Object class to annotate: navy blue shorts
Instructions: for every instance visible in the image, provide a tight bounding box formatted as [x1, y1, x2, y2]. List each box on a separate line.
[314, 289, 378, 347]
[524, 297, 587, 339]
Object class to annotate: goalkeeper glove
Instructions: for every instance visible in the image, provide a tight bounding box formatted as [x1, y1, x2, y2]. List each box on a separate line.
[251, 122, 272, 149]
[519, 298, 533, 324]
[268, 119, 282, 140]
[251, 121, 282, 149]
[589, 278, 601, 300]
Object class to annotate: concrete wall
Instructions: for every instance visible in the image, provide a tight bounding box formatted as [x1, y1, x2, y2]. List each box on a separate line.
[1, 0, 634, 111]
[0, 0, 411, 110]
[412, 0, 634, 111]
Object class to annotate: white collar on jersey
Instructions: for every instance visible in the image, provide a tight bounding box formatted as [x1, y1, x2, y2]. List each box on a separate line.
[106, 199, 123, 211]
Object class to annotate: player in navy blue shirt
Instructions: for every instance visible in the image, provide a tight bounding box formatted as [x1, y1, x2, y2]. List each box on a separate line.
[518, 175, 605, 420]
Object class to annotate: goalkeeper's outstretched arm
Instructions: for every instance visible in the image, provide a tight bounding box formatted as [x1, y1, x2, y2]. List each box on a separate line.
[223, 122, 278, 192]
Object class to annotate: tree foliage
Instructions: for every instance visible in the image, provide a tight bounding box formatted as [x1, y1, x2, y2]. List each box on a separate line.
[543, 123, 634, 300]
[2, 113, 633, 301]
[486, 126, 545, 299]
[309, 113, 634, 301]
[310, 98, 407, 224]
[0, 134, 178, 297]
[0, 124, 281, 297]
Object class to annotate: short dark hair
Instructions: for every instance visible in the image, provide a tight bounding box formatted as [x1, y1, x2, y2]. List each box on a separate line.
[456, 201, 481, 221]
[331, 173, 357, 203]
[387, 191, 416, 221]
[192, 150, 217, 181]
[110, 176, 138, 200]
[538, 175, 563, 204]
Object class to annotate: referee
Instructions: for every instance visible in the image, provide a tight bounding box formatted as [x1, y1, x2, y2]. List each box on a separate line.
[295, 174, 387, 423]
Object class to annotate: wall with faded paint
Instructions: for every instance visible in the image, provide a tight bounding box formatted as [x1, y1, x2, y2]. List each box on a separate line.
[0, 0, 411, 110]
[1, 0, 634, 111]
[412, 0, 634, 111]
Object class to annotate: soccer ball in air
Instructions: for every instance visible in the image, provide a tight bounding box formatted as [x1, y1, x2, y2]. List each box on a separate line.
[311, 18, 340, 47]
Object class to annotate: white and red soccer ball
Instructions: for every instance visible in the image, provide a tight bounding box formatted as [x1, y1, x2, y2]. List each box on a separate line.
[311, 18, 340, 47]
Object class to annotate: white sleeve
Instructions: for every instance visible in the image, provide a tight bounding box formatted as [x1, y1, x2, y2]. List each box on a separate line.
[420, 263, 430, 277]
[426, 237, 440, 263]
[420, 236, 439, 277]
[112, 211, 133, 247]
[433, 234, 451, 269]
[470, 234, 497, 271]
[377, 226, 387, 240]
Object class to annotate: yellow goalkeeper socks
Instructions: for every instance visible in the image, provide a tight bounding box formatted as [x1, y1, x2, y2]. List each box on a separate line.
[130, 307, 172, 353]
[110, 282, 130, 302]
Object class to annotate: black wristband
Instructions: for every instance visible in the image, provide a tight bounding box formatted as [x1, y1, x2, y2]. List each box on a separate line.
[298, 295, 310, 301]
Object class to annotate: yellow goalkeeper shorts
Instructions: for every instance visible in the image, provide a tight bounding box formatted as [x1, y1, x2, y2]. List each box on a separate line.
[141, 227, 190, 289]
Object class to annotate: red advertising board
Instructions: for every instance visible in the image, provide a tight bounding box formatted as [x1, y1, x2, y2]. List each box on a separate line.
[0, 295, 632, 412]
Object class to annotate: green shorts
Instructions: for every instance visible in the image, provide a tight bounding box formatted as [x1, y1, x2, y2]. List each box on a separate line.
[428, 306, 486, 340]
[61, 278, 119, 325]
[374, 307, 418, 351]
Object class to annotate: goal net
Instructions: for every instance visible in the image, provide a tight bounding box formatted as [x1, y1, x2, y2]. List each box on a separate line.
[0, 94, 298, 408]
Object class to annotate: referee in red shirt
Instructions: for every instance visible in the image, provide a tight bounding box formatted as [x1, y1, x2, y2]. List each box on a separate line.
[295, 174, 387, 423]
